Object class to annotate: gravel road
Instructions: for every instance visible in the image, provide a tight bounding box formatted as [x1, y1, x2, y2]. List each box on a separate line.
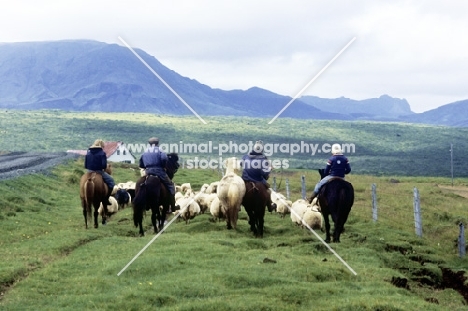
[0, 151, 80, 181]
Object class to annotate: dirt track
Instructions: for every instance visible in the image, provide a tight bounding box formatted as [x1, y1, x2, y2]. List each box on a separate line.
[0, 151, 80, 181]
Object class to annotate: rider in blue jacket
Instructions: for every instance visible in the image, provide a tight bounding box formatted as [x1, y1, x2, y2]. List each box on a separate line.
[139, 137, 176, 210]
[309, 143, 351, 202]
[84, 139, 116, 206]
[241, 140, 276, 212]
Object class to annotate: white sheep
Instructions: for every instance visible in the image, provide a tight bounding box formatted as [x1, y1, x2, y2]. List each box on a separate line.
[205, 181, 220, 194]
[180, 183, 192, 194]
[196, 193, 217, 214]
[174, 196, 201, 224]
[290, 199, 309, 226]
[270, 190, 292, 218]
[98, 196, 119, 216]
[217, 157, 246, 230]
[175, 191, 184, 201]
[302, 199, 323, 230]
[209, 196, 224, 221]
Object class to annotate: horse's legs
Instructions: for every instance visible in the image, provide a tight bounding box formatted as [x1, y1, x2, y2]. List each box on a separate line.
[258, 213, 264, 238]
[94, 209, 99, 228]
[83, 208, 88, 229]
[159, 206, 167, 232]
[323, 214, 331, 243]
[151, 207, 158, 234]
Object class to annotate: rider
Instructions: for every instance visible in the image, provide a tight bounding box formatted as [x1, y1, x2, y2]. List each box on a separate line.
[309, 143, 351, 203]
[139, 137, 176, 211]
[241, 140, 277, 212]
[84, 139, 116, 206]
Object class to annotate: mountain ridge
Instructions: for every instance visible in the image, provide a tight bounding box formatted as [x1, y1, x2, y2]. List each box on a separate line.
[0, 40, 467, 126]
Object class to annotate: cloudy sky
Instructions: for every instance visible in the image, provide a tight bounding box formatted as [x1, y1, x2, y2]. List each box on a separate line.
[1, 0, 467, 113]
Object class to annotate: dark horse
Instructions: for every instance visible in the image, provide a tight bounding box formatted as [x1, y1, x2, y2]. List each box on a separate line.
[315, 169, 354, 243]
[132, 153, 179, 236]
[242, 181, 269, 238]
[80, 164, 113, 229]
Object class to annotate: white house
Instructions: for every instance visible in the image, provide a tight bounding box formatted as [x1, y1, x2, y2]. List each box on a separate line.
[104, 141, 136, 164]
[67, 141, 136, 164]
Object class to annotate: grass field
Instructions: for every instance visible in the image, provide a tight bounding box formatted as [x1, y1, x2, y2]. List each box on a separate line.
[0, 158, 467, 310]
[2, 110, 468, 177]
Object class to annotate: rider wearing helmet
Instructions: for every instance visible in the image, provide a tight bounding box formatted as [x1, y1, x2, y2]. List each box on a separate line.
[309, 143, 351, 202]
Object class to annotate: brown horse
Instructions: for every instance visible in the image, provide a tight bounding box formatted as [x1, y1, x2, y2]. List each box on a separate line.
[242, 181, 269, 238]
[80, 164, 113, 229]
[316, 169, 354, 243]
[132, 153, 179, 236]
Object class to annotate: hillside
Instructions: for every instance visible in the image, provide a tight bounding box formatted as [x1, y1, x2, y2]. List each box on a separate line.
[2, 110, 468, 177]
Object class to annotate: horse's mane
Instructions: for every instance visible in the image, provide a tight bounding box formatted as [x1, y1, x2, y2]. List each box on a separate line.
[166, 153, 180, 179]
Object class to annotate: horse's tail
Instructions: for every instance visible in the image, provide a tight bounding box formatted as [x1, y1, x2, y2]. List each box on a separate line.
[85, 176, 95, 218]
[133, 182, 147, 227]
[227, 183, 242, 228]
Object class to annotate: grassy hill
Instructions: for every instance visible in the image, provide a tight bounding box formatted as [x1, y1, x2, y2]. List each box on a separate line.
[1, 110, 468, 177]
[0, 159, 467, 310]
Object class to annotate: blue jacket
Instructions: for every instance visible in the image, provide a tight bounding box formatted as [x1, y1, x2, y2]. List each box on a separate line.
[241, 152, 271, 183]
[84, 147, 107, 171]
[324, 154, 351, 178]
[139, 146, 168, 176]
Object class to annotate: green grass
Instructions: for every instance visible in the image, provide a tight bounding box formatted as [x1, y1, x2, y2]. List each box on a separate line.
[2, 110, 468, 176]
[1, 159, 467, 310]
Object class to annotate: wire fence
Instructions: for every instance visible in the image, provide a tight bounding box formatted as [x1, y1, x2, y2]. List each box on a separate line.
[275, 175, 467, 258]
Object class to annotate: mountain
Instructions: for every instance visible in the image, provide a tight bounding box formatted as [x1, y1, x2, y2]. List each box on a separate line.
[399, 99, 468, 127]
[299, 94, 414, 120]
[0, 40, 466, 126]
[0, 40, 348, 120]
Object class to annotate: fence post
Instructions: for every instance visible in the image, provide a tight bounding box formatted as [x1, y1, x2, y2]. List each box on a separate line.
[301, 175, 306, 200]
[413, 187, 422, 237]
[286, 178, 290, 200]
[459, 223, 466, 258]
[372, 183, 378, 222]
[273, 176, 277, 192]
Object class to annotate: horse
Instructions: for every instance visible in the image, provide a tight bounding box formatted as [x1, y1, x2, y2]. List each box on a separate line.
[79, 164, 113, 229]
[132, 153, 179, 236]
[242, 181, 269, 238]
[217, 157, 246, 230]
[315, 168, 354, 243]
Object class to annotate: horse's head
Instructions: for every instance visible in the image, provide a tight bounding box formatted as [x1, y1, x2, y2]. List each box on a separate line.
[224, 157, 242, 175]
[166, 153, 180, 180]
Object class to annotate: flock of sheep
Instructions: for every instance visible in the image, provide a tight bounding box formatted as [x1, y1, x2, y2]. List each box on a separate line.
[98, 158, 324, 233]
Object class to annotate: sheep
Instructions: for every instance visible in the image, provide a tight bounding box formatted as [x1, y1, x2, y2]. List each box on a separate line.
[98, 196, 119, 217]
[205, 181, 220, 194]
[175, 191, 184, 201]
[174, 196, 201, 224]
[209, 196, 224, 222]
[270, 190, 292, 218]
[180, 183, 192, 193]
[302, 198, 323, 230]
[114, 188, 132, 210]
[217, 157, 246, 230]
[290, 199, 309, 226]
[196, 193, 218, 214]
[116, 181, 136, 200]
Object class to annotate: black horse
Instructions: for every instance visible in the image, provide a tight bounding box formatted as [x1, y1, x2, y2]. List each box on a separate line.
[132, 153, 179, 236]
[242, 181, 270, 238]
[315, 169, 354, 243]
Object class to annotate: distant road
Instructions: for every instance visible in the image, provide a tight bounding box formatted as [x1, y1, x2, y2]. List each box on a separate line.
[0, 152, 80, 181]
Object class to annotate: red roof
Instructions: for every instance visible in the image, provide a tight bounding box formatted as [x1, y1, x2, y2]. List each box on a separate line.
[67, 141, 130, 158]
[103, 141, 121, 158]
